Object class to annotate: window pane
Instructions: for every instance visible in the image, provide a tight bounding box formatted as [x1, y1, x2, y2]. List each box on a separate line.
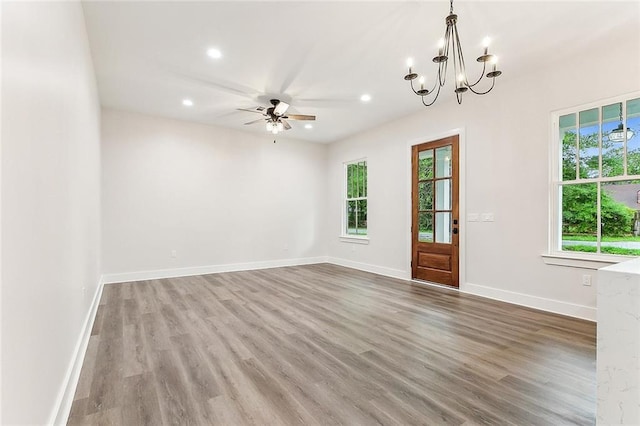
[627, 98, 640, 175]
[347, 164, 354, 198]
[418, 150, 434, 180]
[435, 146, 452, 178]
[435, 179, 451, 210]
[598, 180, 640, 256]
[561, 183, 597, 253]
[346, 200, 356, 234]
[579, 108, 599, 179]
[435, 212, 451, 243]
[601, 103, 624, 178]
[418, 212, 433, 242]
[418, 181, 433, 211]
[362, 162, 368, 196]
[560, 113, 577, 181]
[357, 200, 367, 235]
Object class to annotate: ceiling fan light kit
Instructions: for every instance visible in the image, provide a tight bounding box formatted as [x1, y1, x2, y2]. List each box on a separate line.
[404, 0, 502, 107]
[239, 98, 316, 136]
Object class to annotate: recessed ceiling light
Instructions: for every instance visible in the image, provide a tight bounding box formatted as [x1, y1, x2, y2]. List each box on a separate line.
[182, 99, 193, 107]
[304, 124, 313, 129]
[207, 48, 222, 59]
[360, 94, 371, 102]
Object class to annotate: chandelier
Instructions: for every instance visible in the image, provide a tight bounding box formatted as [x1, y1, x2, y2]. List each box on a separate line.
[403, 0, 502, 107]
[609, 102, 634, 142]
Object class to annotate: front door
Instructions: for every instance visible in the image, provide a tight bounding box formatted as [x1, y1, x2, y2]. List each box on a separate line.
[411, 136, 459, 287]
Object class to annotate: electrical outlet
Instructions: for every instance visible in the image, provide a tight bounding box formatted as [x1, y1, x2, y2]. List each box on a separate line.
[467, 213, 479, 222]
[171, 250, 177, 258]
[582, 274, 592, 286]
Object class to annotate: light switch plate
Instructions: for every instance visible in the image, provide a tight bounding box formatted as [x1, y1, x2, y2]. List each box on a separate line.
[481, 213, 495, 222]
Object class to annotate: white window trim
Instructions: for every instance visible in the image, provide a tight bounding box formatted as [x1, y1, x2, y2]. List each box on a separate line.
[546, 91, 640, 267]
[341, 158, 369, 242]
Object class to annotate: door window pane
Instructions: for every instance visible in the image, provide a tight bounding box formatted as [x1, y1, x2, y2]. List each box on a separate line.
[418, 212, 433, 242]
[435, 146, 452, 178]
[418, 181, 433, 210]
[418, 150, 434, 180]
[435, 212, 451, 243]
[435, 179, 451, 210]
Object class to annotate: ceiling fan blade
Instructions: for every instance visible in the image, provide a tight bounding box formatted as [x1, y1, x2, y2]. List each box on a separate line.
[274, 101, 290, 116]
[286, 114, 316, 121]
[282, 120, 292, 130]
[237, 107, 266, 114]
[244, 118, 264, 125]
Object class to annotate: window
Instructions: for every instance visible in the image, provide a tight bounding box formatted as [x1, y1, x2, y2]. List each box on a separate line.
[553, 94, 640, 257]
[344, 160, 367, 237]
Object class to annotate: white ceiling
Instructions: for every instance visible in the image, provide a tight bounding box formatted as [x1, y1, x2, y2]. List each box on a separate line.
[82, 1, 640, 143]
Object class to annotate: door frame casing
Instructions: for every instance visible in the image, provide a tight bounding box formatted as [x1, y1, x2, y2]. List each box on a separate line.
[405, 128, 466, 290]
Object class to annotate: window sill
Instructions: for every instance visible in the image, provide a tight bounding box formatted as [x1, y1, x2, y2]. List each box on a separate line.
[340, 235, 370, 245]
[541, 252, 635, 270]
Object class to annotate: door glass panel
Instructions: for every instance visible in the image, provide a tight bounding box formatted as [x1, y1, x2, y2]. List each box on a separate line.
[418, 181, 433, 210]
[579, 108, 599, 179]
[418, 150, 434, 180]
[418, 212, 433, 242]
[435, 179, 451, 210]
[435, 212, 451, 243]
[435, 146, 452, 178]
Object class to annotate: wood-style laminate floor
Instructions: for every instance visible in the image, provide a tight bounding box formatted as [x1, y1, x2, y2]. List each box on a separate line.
[68, 264, 596, 425]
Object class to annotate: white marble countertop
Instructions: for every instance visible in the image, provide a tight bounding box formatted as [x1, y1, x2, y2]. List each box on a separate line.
[599, 257, 640, 274]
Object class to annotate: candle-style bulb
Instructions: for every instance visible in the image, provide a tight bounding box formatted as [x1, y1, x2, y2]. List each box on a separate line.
[457, 73, 465, 82]
[407, 57, 414, 68]
[419, 75, 425, 89]
[438, 38, 445, 56]
[482, 36, 491, 48]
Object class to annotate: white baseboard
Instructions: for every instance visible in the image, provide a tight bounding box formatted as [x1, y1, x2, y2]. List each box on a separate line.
[326, 257, 595, 321]
[461, 282, 596, 322]
[326, 257, 409, 281]
[102, 256, 329, 284]
[49, 277, 105, 425]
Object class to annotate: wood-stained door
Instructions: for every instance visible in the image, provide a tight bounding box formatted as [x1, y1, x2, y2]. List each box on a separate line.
[412, 136, 459, 287]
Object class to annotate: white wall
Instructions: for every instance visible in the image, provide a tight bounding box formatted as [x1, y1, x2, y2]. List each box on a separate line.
[101, 109, 327, 280]
[1, 2, 102, 425]
[327, 20, 640, 320]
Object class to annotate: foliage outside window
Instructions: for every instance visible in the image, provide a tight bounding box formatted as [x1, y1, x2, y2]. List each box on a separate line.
[345, 160, 367, 236]
[556, 95, 640, 257]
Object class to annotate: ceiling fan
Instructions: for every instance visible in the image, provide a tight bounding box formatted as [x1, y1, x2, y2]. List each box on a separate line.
[238, 99, 316, 135]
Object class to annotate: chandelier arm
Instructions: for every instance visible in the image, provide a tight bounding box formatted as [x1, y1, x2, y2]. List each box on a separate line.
[409, 78, 421, 96]
[421, 79, 444, 107]
[466, 76, 496, 95]
[467, 61, 487, 88]
[453, 24, 467, 85]
[409, 74, 439, 96]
